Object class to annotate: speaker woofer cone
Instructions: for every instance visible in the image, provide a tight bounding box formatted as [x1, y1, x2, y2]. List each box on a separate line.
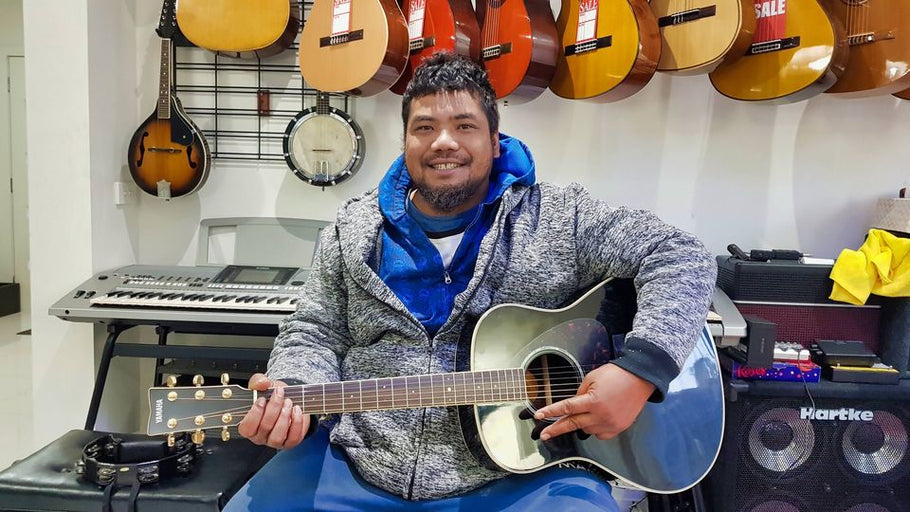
[749, 407, 815, 473]
[842, 410, 907, 475]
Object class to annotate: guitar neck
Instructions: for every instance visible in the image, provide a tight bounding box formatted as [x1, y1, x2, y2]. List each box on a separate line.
[273, 368, 528, 415]
[157, 38, 173, 120]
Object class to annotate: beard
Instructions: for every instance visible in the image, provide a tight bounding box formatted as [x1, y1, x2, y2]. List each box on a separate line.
[412, 173, 488, 213]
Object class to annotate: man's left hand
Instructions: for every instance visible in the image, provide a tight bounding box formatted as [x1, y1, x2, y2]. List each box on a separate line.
[533, 363, 655, 441]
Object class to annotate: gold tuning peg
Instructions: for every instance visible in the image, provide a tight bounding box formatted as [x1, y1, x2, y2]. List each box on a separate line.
[166, 375, 178, 388]
[192, 429, 205, 444]
[220, 373, 230, 385]
[221, 427, 230, 442]
[167, 433, 175, 447]
[193, 375, 204, 387]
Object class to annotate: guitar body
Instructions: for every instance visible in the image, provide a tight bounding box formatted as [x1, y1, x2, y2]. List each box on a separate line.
[477, 0, 559, 103]
[127, 99, 210, 199]
[176, 0, 300, 58]
[459, 279, 724, 493]
[299, 0, 409, 96]
[550, 0, 661, 101]
[389, 0, 481, 95]
[823, 0, 910, 96]
[650, 0, 756, 75]
[895, 88, 910, 100]
[709, 0, 848, 103]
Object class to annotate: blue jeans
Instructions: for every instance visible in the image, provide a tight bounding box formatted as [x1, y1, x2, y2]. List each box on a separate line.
[224, 427, 620, 511]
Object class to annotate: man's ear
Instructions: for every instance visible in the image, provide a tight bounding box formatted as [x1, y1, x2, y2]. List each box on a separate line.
[492, 132, 501, 158]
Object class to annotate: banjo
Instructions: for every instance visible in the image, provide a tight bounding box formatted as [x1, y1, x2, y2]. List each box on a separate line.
[282, 92, 366, 187]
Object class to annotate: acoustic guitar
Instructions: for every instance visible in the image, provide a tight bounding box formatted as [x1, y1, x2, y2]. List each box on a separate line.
[389, 0, 481, 95]
[650, 0, 756, 75]
[549, 0, 661, 101]
[176, 0, 300, 58]
[147, 278, 724, 494]
[127, 0, 210, 199]
[477, 0, 559, 103]
[709, 0, 849, 103]
[299, 0, 410, 96]
[822, 0, 910, 97]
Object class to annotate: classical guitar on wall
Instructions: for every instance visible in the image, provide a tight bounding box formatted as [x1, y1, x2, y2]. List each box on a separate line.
[709, 0, 849, 103]
[649, 0, 756, 75]
[299, 0, 410, 96]
[175, 0, 300, 59]
[147, 278, 724, 494]
[549, 0, 661, 102]
[127, 0, 210, 200]
[389, 0, 481, 95]
[821, 0, 910, 97]
[476, 0, 559, 103]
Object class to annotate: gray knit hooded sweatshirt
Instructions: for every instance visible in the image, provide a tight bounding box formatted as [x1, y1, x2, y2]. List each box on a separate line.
[267, 170, 717, 500]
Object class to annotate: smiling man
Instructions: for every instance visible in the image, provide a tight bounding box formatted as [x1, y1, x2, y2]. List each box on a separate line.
[226, 53, 716, 511]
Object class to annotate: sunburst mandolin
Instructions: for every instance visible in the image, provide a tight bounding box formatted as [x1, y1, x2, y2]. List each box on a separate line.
[549, 0, 661, 101]
[175, 0, 300, 58]
[299, 0, 410, 96]
[709, 0, 849, 103]
[650, 0, 756, 75]
[127, 0, 210, 199]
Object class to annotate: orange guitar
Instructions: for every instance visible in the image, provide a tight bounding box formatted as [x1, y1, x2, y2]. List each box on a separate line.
[709, 0, 849, 103]
[477, 0, 559, 103]
[299, 0, 410, 96]
[650, 0, 755, 75]
[549, 0, 661, 101]
[389, 0, 481, 94]
[176, 0, 300, 58]
[128, 0, 210, 199]
[822, 0, 910, 96]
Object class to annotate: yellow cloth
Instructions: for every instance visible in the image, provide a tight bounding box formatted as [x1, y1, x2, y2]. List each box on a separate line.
[830, 229, 910, 305]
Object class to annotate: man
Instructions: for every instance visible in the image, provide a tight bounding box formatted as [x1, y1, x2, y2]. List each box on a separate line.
[226, 53, 716, 510]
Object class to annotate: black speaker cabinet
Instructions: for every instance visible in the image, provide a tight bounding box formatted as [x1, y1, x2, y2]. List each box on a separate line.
[704, 379, 910, 512]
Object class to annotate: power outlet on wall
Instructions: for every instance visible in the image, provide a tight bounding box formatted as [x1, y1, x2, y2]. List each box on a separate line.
[114, 181, 134, 206]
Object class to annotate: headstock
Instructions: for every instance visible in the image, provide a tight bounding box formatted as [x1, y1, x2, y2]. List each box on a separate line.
[156, 0, 179, 39]
[147, 373, 254, 442]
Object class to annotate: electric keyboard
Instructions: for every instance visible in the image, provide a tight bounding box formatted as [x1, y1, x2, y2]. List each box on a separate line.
[50, 264, 310, 327]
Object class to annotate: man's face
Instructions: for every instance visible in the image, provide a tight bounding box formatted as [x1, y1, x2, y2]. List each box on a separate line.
[404, 89, 500, 216]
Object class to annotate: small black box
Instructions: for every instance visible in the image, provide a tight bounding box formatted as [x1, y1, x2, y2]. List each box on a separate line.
[0, 282, 20, 318]
[716, 256, 835, 304]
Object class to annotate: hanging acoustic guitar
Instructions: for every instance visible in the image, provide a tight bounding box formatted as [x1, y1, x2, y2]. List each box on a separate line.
[283, 93, 365, 187]
[175, 0, 301, 59]
[127, 0, 210, 199]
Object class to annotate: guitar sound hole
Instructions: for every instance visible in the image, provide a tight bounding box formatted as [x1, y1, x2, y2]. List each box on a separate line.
[523, 352, 582, 413]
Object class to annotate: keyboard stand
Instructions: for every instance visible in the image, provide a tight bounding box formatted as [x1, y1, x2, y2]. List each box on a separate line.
[83, 318, 276, 430]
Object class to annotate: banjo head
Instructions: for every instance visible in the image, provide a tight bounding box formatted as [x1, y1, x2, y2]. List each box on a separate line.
[283, 106, 365, 187]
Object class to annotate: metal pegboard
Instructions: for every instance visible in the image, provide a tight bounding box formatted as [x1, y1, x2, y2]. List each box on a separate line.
[170, 1, 352, 162]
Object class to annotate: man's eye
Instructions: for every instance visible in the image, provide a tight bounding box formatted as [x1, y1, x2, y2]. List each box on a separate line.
[414, 125, 432, 132]
[459, 124, 477, 130]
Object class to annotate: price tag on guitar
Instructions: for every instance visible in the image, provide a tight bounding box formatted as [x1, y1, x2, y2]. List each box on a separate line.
[332, 0, 352, 35]
[575, 0, 598, 44]
[407, 0, 427, 41]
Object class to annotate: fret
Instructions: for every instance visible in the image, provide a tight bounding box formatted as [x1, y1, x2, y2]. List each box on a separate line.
[324, 382, 343, 413]
[445, 373, 456, 406]
[321, 382, 326, 414]
[300, 384, 305, 411]
[418, 374, 429, 407]
[378, 377, 392, 410]
[359, 380, 363, 412]
[471, 372, 479, 404]
[341, 381, 360, 413]
[406, 376, 420, 408]
[360, 379, 377, 411]
[429, 374, 441, 406]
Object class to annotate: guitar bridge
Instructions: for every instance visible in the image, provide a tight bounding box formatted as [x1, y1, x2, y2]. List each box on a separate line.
[564, 36, 612, 56]
[847, 30, 895, 46]
[746, 36, 800, 55]
[319, 29, 365, 48]
[482, 42, 513, 60]
[658, 5, 717, 27]
[409, 36, 435, 53]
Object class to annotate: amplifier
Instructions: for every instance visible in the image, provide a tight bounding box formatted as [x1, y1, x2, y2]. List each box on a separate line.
[717, 256, 836, 304]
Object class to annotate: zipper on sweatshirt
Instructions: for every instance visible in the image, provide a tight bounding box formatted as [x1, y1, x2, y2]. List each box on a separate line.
[444, 270, 452, 284]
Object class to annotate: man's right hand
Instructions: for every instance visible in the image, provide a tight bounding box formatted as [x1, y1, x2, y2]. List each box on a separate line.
[237, 373, 309, 449]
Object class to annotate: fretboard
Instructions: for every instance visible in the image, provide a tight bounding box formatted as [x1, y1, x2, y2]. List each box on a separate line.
[157, 38, 172, 119]
[275, 369, 528, 415]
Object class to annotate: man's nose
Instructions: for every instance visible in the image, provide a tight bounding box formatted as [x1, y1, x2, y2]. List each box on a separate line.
[432, 129, 459, 151]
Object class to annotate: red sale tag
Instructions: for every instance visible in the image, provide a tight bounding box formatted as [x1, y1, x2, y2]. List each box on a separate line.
[332, 0, 352, 36]
[407, 0, 427, 40]
[753, 0, 787, 42]
[575, 0, 598, 44]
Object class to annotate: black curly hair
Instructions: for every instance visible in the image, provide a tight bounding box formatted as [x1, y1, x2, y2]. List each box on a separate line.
[401, 52, 499, 135]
